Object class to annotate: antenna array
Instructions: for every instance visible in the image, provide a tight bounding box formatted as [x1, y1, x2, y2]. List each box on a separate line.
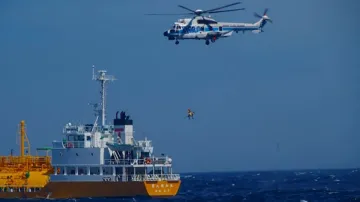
[92, 65, 116, 126]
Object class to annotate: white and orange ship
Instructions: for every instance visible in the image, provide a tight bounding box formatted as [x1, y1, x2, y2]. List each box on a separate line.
[0, 67, 181, 199]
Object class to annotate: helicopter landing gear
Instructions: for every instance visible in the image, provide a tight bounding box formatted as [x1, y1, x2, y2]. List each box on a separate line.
[205, 40, 210, 45]
[175, 40, 179, 45]
[211, 37, 216, 43]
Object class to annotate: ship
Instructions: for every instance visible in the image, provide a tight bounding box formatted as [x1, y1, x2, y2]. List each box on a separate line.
[0, 67, 181, 199]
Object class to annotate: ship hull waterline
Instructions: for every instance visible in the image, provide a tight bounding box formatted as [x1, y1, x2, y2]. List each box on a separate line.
[0, 180, 181, 199]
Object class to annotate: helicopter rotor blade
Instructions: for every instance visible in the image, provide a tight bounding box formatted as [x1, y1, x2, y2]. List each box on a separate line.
[263, 8, 269, 16]
[178, 5, 197, 14]
[145, 13, 193, 16]
[146, 2, 245, 17]
[254, 12, 262, 18]
[208, 8, 245, 14]
[204, 1, 242, 13]
[254, 9, 270, 18]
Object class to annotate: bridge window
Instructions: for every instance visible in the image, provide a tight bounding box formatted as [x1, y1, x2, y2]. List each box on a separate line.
[90, 167, 100, 175]
[103, 167, 112, 175]
[68, 135, 85, 143]
[84, 124, 93, 132]
[115, 167, 123, 175]
[67, 166, 76, 175]
[78, 166, 87, 175]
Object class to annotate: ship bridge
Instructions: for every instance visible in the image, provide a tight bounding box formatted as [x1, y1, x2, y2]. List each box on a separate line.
[59, 122, 114, 149]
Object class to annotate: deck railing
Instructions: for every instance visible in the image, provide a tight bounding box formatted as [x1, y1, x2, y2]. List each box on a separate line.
[0, 156, 51, 166]
[59, 140, 108, 148]
[131, 174, 180, 181]
[104, 157, 172, 165]
[62, 141, 85, 148]
[63, 125, 113, 135]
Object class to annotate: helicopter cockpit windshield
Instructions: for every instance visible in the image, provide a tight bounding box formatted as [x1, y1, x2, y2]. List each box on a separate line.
[171, 24, 182, 31]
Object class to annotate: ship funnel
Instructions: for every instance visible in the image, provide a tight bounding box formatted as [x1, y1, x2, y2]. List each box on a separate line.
[114, 111, 134, 145]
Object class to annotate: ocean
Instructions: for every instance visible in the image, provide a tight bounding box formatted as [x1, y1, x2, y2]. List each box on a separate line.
[102, 169, 359, 202]
[2, 169, 358, 202]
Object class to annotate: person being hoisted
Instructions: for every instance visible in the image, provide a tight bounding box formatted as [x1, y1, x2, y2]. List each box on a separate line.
[187, 108, 195, 120]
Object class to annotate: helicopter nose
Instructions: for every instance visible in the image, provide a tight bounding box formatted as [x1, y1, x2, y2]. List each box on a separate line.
[163, 31, 168, 36]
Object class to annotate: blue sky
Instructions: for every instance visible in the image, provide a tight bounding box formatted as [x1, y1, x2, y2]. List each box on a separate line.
[0, 0, 359, 173]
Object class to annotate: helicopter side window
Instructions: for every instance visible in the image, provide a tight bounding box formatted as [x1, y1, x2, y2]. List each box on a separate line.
[219, 26, 223, 31]
[200, 27, 204, 32]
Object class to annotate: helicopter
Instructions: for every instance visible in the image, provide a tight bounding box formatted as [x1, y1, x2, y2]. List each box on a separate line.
[146, 2, 272, 45]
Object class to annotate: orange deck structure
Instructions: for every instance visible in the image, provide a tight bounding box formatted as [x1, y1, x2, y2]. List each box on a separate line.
[0, 120, 53, 196]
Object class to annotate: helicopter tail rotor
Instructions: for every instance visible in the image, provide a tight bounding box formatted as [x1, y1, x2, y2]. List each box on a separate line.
[252, 8, 272, 33]
[254, 8, 272, 23]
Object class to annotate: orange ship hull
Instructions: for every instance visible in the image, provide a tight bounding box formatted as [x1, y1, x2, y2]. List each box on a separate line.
[0, 180, 181, 199]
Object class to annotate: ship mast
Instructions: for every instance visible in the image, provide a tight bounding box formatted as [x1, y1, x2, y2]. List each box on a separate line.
[92, 65, 116, 126]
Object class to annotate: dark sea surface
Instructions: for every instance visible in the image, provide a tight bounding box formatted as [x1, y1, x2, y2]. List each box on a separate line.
[1, 169, 360, 202]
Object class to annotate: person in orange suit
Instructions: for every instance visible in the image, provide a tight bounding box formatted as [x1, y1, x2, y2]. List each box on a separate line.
[187, 109, 195, 120]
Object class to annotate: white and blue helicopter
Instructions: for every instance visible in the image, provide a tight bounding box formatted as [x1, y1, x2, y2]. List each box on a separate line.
[146, 2, 272, 45]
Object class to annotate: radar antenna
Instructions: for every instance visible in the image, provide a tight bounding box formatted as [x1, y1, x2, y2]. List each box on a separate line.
[92, 65, 116, 126]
